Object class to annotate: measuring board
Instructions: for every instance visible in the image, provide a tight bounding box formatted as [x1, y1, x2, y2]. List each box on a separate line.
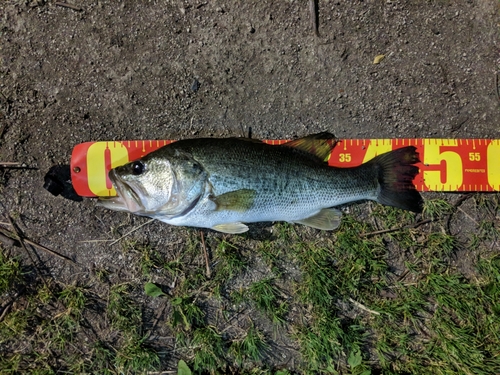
[70, 139, 500, 197]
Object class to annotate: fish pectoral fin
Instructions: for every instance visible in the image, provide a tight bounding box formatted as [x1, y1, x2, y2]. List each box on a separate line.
[294, 208, 342, 230]
[212, 222, 249, 234]
[282, 132, 338, 162]
[212, 189, 256, 212]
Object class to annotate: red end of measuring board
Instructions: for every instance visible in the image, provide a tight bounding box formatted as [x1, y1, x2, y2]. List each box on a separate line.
[70, 139, 500, 197]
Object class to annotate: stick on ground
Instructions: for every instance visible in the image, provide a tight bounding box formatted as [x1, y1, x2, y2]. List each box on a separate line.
[200, 231, 211, 278]
[0, 162, 22, 167]
[0, 226, 77, 266]
[348, 298, 381, 316]
[55, 1, 82, 11]
[309, 0, 320, 37]
[109, 219, 155, 246]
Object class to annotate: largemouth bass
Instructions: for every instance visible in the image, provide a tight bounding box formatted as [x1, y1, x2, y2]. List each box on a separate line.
[98, 133, 423, 233]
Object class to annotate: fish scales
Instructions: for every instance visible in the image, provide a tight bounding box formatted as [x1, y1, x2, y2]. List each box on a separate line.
[166, 138, 376, 219]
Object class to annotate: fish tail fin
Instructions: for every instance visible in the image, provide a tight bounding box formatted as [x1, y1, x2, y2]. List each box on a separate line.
[369, 146, 423, 213]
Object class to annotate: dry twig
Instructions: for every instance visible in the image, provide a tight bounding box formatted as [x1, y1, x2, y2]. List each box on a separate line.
[0, 303, 12, 322]
[24, 238, 77, 265]
[0, 162, 22, 167]
[309, 0, 320, 37]
[7, 217, 51, 291]
[0, 226, 76, 265]
[147, 301, 168, 338]
[361, 219, 432, 238]
[348, 298, 381, 316]
[55, 1, 82, 11]
[200, 230, 211, 278]
[0, 232, 17, 247]
[496, 72, 500, 105]
[109, 219, 154, 246]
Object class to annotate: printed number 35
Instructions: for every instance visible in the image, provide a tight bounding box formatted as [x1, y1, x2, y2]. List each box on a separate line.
[339, 153, 351, 162]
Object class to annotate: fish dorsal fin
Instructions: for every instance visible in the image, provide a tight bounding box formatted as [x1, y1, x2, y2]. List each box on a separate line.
[282, 132, 338, 162]
[211, 189, 256, 212]
[212, 222, 249, 234]
[235, 137, 263, 144]
[294, 207, 342, 230]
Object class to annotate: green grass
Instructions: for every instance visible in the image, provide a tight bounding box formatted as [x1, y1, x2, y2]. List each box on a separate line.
[190, 326, 225, 372]
[169, 295, 205, 331]
[0, 249, 22, 294]
[229, 325, 268, 366]
[0, 270, 158, 373]
[246, 277, 288, 324]
[213, 238, 247, 283]
[107, 283, 143, 333]
[114, 334, 160, 374]
[371, 265, 500, 374]
[59, 284, 87, 316]
[122, 239, 163, 276]
[1, 194, 500, 373]
[422, 198, 455, 219]
[256, 240, 283, 275]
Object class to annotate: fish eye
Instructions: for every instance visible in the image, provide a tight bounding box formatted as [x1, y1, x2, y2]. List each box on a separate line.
[131, 161, 145, 175]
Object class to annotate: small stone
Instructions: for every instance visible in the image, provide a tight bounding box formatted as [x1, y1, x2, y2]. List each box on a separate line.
[191, 79, 200, 92]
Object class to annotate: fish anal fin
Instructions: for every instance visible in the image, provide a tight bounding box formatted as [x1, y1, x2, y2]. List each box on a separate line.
[294, 208, 342, 230]
[212, 189, 256, 212]
[212, 222, 249, 234]
[282, 132, 338, 161]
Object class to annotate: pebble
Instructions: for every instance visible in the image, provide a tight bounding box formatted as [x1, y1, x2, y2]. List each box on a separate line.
[191, 79, 200, 92]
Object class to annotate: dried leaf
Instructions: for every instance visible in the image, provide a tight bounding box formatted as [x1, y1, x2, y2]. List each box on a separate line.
[373, 54, 385, 64]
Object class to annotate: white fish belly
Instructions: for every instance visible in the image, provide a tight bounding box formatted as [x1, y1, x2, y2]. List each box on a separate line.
[160, 188, 376, 229]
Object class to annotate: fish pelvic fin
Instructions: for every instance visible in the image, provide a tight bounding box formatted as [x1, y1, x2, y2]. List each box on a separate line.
[294, 207, 342, 230]
[369, 146, 423, 213]
[212, 222, 249, 234]
[282, 132, 338, 162]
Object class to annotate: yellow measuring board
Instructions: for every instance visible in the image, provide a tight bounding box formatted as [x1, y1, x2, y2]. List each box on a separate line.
[70, 138, 500, 197]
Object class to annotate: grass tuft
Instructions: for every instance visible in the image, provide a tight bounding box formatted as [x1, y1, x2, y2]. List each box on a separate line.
[170, 295, 205, 331]
[0, 249, 22, 294]
[213, 238, 247, 283]
[422, 198, 454, 219]
[58, 284, 87, 318]
[190, 326, 225, 372]
[114, 334, 160, 374]
[107, 283, 142, 333]
[230, 325, 268, 366]
[247, 277, 288, 324]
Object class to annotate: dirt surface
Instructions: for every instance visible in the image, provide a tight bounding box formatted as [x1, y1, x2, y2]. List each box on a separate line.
[1, 0, 499, 373]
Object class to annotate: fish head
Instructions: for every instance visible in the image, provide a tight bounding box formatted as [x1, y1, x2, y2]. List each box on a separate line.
[98, 148, 206, 216]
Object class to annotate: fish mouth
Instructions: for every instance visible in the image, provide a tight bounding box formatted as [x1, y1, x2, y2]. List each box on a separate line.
[97, 170, 146, 213]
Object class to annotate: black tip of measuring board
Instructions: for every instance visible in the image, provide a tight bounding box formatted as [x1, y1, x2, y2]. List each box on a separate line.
[43, 165, 83, 202]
